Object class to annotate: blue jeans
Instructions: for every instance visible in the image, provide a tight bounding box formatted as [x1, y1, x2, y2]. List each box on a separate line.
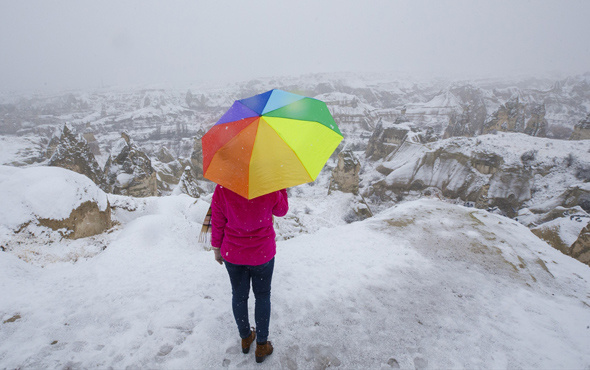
[224, 258, 275, 343]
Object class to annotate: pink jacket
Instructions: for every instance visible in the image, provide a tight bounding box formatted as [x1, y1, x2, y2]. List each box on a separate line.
[211, 185, 289, 266]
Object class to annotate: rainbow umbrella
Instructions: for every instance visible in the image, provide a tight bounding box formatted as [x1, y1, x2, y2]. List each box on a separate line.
[201, 89, 343, 199]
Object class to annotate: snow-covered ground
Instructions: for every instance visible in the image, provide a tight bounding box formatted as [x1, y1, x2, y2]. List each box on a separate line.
[0, 136, 46, 167]
[1, 176, 589, 368]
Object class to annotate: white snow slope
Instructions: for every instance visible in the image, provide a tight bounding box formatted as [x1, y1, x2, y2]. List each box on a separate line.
[1, 193, 590, 369]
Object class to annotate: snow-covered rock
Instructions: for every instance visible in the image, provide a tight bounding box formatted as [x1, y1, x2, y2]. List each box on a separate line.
[483, 97, 549, 137]
[48, 124, 108, 191]
[174, 166, 206, 198]
[365, 121, 408, 160]
[362, 132, 590, 264]
[570, 222, 590, 265]
[0, 165, 111, 242]
[570, 113, 590, 140]
[104, 133, 158, 197]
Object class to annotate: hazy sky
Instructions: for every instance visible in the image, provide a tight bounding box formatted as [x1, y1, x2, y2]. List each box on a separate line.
[1, 0, 589, 91]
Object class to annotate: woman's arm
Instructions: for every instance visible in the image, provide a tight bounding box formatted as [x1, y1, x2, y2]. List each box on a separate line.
[211, 187, 228, 249]
[272, 189, 289, 217]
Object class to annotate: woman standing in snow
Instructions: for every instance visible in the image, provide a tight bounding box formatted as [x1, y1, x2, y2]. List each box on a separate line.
[210, 185, 288, 364]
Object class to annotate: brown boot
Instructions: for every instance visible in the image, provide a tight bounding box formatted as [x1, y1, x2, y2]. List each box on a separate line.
[241, 328, 256, 354]
[255, 341, 273, 363]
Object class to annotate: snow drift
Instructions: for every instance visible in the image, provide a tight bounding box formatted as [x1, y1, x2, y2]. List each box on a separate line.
[0, 166, 111, 243]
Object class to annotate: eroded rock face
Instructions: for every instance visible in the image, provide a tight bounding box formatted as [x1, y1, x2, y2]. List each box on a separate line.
[38, 200, 112, 239]
[482, 99, 548, 138]
[524, 104, 548, 137]
[365, 141, 533, 216]
[570, 223, 590, 266]
[152, 146, 190, 194]
[48, 125, 108, 191]
[153, 160, 183, 193]
[0, 166, 112, 242]
[525, 187, 590, 219]
[45, 135, 60, 159]
[365, 122, 408, 160]
[330, 149, 361, 194]
[370, 147, 486, 203]
[176, 166, 206, 198]
[155, 146, 175, 164]
[531, 213, 590, 268]
[487, 167, 532, 218]
[444, 86, 488, 139]
[190, 136, 205, 180]
[471, 152, 504, 175]
[343, 195, 373, 223]
[570, 113, 590, 140]
[82, 133, 101, 157]
[484, 97, 525, 134]
[104, 133, 158, 197]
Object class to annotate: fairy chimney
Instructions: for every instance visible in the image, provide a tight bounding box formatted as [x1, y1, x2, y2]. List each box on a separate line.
[330, 148, 361, 194]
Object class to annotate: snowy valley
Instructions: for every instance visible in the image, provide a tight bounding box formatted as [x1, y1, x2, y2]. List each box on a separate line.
[1, 73, 590, 368]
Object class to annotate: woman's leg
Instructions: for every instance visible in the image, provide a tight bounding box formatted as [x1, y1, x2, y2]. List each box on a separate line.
[224, 260, 252, 339]
[250, 258, 275, 343]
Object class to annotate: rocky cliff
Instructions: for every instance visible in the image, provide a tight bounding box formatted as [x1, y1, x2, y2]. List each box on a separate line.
[364, 134, 590, 218]
[482, 98, 548, 137]
[365, 121, 408, 160]
[48, 125, 108, 191]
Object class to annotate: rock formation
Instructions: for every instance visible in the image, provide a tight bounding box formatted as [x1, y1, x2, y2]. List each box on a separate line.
[176, 166, 205, 198]
[570, 113, 590, 140]
[570, 223, 590, 266]
[443, 88, 488, 139]
[0, 166, 112, 242]
[190, 135, 205, 180]
[45, 129, 61, 159]
[524, 103, 548, 137]
[39, 200, 112, 239]
[82, 132, 101, 157]
[530, 210, 590, 268]
[343, 195, 373, 223]
[104, 132, 158, 197]
[365, 121, 408, 160]
[330, 148, 361, 194]
[482, 99, 548, 138]
[48, 124, 108, 191]
[156, 146, 176, 164]
[365, 140, 538, 217]
[151, 146, 188, 193]
[484, 97, 525, 134]
[445, 85, 488, 137]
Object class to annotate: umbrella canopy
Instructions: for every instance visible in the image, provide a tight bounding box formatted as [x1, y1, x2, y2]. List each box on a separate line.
[202, 89, 343, 199]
